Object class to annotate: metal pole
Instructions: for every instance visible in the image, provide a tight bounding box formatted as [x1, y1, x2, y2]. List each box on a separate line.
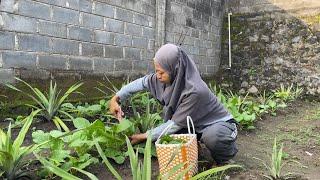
[228, 12, 232, 69]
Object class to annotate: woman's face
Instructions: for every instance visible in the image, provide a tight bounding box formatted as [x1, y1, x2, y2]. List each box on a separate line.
[154, 61, 170, 84]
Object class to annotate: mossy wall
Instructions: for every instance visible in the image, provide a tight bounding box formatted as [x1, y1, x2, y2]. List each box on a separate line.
[220, 1, 320, 96]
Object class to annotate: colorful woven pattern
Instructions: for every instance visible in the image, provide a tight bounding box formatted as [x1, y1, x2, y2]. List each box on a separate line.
[156, 134, 198, 180]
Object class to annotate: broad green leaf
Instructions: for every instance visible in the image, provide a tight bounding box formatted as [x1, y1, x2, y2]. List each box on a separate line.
[73, 117, 91, 129]
[35, 154, 82, 180]
[113, 120, 133, 133]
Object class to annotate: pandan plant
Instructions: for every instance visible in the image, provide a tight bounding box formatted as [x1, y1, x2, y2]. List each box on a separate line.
[6, 77, 82, 132]
[0, 110, 40, 179]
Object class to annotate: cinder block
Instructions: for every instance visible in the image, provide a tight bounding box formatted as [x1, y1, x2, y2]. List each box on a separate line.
[133, 13, 149, 26]
[18, 34, 51, 53]
[142, 27, 154, 38]
[69, 26, 92, 41]
[115, 8, 133, 22]
[18, 0, 51, 20]
[79, 0, 92, 13]
[105, 45, 123, 58]
[133, 60, 148, 72]
[52, 38, 79, 55]
[38, 20, 67, 38]
[38, 55, 67, 69]
[132, 37, 147, 48]
[114, 60, 132, 71]
[142, 3, 155, 17]
[0, 0, 15, 13]
[52, 6, 79, 25]
[35, 0, 65, 6]
[82, 42, 104, 57]
[2, 51, 37, 69]
[82, 13, 104, 29]
[93, 30, 114, 44]
[93, 57, 114, 72]
[0, 31, 14, 50]
[124, 47, 140, 60]
[0, 69, 14, 84]
[125, 23, 142, 36]
[115, 34, 132, 46]
[0, 13, 37, 33]
[105, 18, 124, 33]
[94, 2, 114, 18]
[69, 57, 93, 71]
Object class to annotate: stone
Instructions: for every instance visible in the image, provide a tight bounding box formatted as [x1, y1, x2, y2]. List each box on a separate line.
[291, 36, 301, 43]
[249, 34, 259, 42]
[239, 88, 246, 95]
[248, 85, 258, 94]
[241, 81, 249, 88]
[261, 35, 269, 42]
[275, 57, 284, 65]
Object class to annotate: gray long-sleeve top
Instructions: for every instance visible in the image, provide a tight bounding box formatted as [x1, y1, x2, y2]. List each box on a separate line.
[116, 76, 233, 141]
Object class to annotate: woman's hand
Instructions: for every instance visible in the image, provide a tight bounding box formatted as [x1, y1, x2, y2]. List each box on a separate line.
[130, 133, 147, 145]
[109, 95, 124, 121]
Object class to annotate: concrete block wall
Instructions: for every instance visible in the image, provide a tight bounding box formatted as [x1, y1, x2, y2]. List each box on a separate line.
[165, 0, 224, 76]
[0, 0, 224, 83]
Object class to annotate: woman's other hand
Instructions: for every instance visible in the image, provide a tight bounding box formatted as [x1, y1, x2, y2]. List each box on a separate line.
[130, 133, 147, 145]
[109, 95, 124, 121]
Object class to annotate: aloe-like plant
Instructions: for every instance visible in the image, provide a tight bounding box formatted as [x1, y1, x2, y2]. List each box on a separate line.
[0, 110, 40, 179]
[6, 77, 83, 132]
[274, 84, 302, 102]
[95, 134, 152, 180]
[130, 92, 162, 133]
[254, 137, 299, 180]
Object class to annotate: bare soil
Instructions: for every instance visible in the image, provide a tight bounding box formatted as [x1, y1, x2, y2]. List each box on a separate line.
[229, 100, 320, 180]
[1, 100, 319, 179]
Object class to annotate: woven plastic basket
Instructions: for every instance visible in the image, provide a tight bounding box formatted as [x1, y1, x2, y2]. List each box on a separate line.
[155, 116, 198, 180]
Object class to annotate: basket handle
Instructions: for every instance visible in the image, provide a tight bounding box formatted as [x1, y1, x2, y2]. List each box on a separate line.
[156, 116, 195, 141]
[156, 122, 174, 142]
[187, 116, 195, 134]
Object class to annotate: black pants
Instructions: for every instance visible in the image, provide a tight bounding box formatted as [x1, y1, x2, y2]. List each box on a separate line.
[176, 120, 238, 164]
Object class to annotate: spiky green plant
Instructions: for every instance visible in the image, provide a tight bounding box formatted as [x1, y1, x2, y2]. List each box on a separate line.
[6, 77, 82, 132]
[254, 137, 299, 180]
[0, 110, 41, 179]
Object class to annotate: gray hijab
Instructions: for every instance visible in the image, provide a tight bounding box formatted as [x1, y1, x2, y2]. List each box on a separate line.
[147, 44, 230, 128]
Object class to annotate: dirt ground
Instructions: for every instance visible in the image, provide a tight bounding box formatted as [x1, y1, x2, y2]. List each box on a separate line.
[87, 99, 320, 180]
[229, 100, 320, 180]
[1, 100, 319, 179]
